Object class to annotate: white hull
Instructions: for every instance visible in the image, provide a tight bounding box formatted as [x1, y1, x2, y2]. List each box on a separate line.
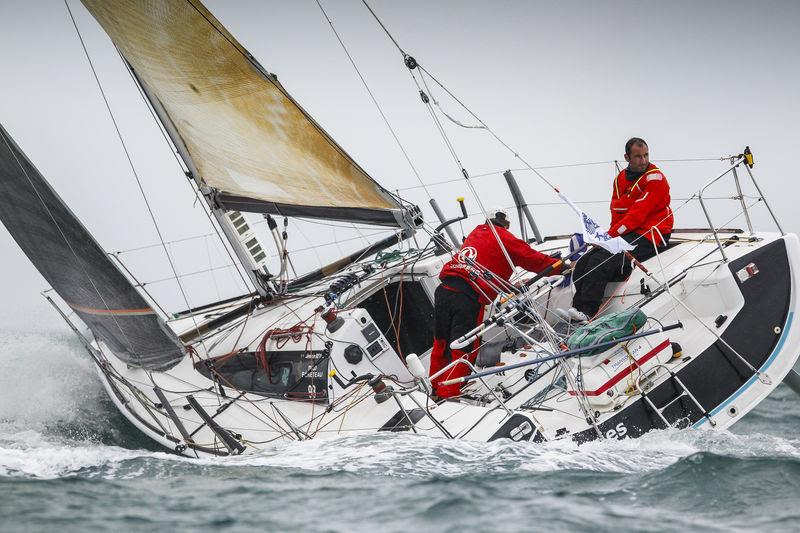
[90, 230, 800, 457]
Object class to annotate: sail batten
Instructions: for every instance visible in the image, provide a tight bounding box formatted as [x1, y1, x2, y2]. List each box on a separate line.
[81, 0, 405, 226]
[0, 123, 185, 370]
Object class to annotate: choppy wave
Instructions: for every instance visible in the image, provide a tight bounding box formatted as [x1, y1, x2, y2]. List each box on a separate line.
[2, 328, 800, 532]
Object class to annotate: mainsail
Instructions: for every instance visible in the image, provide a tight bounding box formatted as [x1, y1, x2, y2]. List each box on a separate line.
[80, 0, 407, 227]
[0, 124, 185, 370]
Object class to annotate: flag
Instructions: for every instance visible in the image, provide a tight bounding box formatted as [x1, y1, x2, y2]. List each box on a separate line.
[558, 193, 635, 254]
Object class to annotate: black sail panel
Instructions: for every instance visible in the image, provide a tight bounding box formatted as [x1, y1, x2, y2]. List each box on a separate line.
[0, 124, 184, 370]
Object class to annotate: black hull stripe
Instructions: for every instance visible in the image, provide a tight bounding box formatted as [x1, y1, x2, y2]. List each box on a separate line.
[570, 238, 792, 443]
[693, 310, 793, 427]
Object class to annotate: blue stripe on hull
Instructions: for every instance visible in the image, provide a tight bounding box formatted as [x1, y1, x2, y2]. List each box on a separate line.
[693, 311, 794, 428]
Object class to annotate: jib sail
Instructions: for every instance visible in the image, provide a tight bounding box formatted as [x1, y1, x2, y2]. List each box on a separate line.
[0, 124, 184, 370]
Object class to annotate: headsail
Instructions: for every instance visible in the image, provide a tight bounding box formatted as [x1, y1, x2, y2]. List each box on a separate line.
[0, 124, 184, 370]
[80, 0, 406, 227]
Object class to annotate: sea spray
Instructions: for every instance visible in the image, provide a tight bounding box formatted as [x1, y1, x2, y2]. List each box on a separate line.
[2, 327, 800, 531]
[0, 329, 99, 429]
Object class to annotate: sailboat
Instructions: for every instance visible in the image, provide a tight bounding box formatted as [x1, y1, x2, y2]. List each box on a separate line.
[1, 0, 799, 456]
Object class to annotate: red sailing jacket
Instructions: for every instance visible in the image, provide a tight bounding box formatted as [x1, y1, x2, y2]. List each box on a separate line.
[439, 223, 558, 304]
[609, 163, 674, 244]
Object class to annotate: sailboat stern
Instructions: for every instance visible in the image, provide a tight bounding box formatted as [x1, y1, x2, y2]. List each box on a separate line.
[564, 233, 800, 442]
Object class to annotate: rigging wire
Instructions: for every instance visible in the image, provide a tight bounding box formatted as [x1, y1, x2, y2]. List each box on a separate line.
[64, 0, 208, 348]
[108, 252, 171, 318]
[314, 0, 433, 201]
[418, 61, 561, 191]
[136, 262, 238, 289]
[114, 230, 217, 255]
[360, 0, 561, 191]
[354, 1, 560, 298]
[115, 223, 392, 258]
[395, 158, 729, 192]
[357, 1, 759, 316]
[388, 39, 539, 329]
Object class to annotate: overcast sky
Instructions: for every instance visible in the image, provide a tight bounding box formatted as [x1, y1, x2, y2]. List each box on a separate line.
[1, 0, 798, 328]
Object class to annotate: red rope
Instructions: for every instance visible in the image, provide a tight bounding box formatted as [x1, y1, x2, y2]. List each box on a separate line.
[256, 324, 314, 379]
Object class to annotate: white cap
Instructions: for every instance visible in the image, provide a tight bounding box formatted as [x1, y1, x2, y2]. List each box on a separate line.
[487, 207, 510, 227]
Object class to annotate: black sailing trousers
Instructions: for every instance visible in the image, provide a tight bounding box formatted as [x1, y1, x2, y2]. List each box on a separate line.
[429, 277, 485, 398]
[571, 233, 669, 317]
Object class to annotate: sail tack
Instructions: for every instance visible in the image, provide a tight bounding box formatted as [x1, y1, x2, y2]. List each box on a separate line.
[81, 0, 405, 226]
[0, 124, 185, 370]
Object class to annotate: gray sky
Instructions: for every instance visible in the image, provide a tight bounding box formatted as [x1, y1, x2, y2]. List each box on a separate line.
[1, 0, 799, 327]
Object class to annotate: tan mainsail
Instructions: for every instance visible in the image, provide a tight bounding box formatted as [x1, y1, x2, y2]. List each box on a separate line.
[81, 0, 402, 225]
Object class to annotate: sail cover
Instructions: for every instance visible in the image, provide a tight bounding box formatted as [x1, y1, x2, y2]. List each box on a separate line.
[0, 124, 185, 370]
[80, 0, 405, 227]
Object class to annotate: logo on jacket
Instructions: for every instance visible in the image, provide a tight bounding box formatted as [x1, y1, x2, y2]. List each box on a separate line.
[457, 246, 477, 263]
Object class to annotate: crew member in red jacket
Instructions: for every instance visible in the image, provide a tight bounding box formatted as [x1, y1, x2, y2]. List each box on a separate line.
[566, 137, 674, 322]
[429, 208, 560, 399]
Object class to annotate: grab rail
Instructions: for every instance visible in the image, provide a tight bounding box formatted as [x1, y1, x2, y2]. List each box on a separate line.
[696, 149, 784, 262]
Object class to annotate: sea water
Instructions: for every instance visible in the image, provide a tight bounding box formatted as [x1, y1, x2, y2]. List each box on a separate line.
[2, 328, 799, 532]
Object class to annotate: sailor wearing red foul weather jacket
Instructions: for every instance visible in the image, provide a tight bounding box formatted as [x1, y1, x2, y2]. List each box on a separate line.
[609, 167, 672, 245]
[566, 137, 674, 323]
[429, 208, 561, 399]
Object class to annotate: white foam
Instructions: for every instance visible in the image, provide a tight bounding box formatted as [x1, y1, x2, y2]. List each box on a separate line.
[188, 428, 800, 478]
[3, 423, 799, 481]
[2, 329, 799, 481]
[0, 440, 153, 479]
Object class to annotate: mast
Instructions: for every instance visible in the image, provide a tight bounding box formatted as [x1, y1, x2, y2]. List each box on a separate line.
[130, 66, 273, 298]
[503, 170, 543, 244]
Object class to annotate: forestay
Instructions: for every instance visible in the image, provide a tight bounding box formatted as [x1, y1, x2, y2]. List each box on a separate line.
[80, 0, 405, 227]
[0, 124, 185, 370]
